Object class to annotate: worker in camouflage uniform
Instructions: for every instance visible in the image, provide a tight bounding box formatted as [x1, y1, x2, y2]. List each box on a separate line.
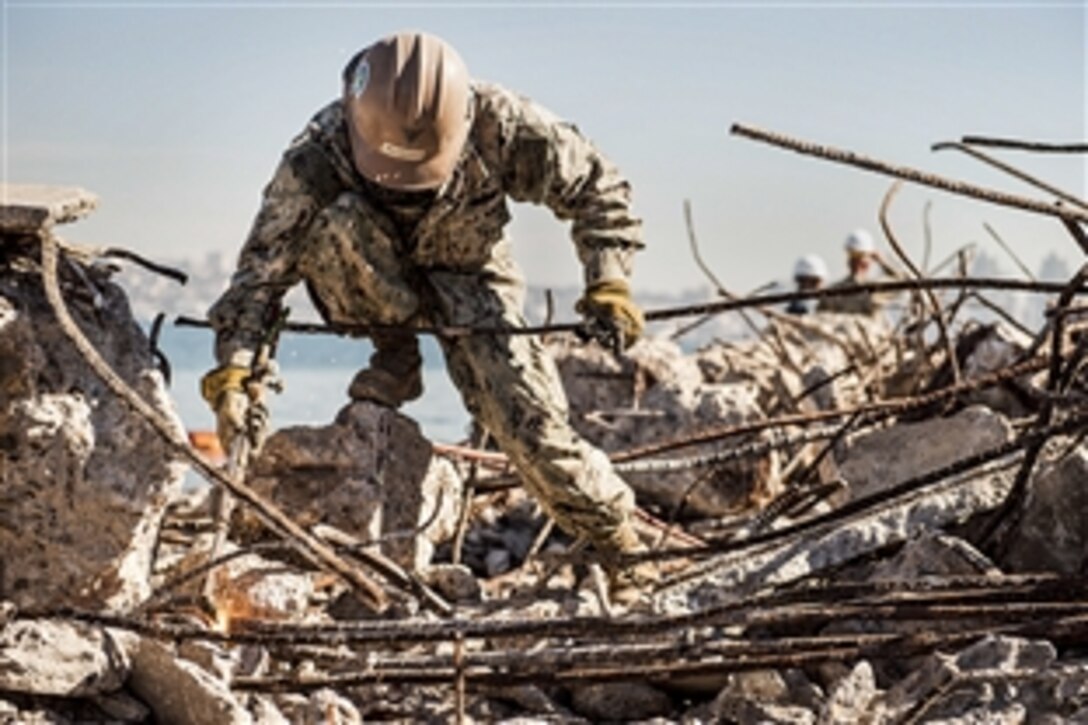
[201, 31, 649, 595]
[818, 229, 900, 315]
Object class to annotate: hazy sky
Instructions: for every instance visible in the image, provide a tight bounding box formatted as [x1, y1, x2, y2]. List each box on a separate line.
[4, 1, 1086, 295]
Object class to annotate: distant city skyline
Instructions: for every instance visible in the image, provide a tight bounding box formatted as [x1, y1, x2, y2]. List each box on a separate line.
[5, 2, 1085, 294]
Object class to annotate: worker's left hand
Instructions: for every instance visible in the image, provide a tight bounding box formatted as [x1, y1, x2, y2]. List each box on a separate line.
[200, 364, 273, 454]
[576, 279, 644, 353]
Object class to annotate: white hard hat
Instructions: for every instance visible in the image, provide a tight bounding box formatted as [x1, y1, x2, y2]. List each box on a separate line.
[794, 254, 828, 280]
[845, 229, 875, 254]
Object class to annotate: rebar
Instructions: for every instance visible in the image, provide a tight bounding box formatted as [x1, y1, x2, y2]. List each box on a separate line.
[174, 276, 1088, 341]
[639, 407, 1088, 568]
[932, 141, 1088, 213]
[880, 180, 960, 385]
[613, 355, 1047, 462]
[730, 123, 1088, 224]
[961, 135, 1088, 153]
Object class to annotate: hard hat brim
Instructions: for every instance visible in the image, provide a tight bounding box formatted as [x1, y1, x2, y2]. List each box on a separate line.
[347, 122, 467, 191]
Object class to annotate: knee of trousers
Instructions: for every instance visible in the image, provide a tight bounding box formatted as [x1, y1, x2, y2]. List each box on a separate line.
[496, 426, 637, 539]
[299, 193, 419, 325]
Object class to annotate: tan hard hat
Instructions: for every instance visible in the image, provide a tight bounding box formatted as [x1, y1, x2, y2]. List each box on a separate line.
[342, 31, 473, 191]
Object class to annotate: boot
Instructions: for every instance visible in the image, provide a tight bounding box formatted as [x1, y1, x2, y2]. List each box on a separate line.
[348, 330, 423, 408]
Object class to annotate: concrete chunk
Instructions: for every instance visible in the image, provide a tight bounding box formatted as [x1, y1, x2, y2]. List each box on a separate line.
[0, 620, 128, 697]
[0, 183, 98, 233]
[838, 405, 1012, 501]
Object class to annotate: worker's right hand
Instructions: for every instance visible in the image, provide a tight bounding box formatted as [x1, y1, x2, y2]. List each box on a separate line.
[576, 279, 645, 355]
[200, 365, 269, 455]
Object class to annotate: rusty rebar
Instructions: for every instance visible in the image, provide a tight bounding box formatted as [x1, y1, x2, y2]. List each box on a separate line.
[683, 198, 767, 342]
[613, 355, 1047, 462]
[638, 407, 1088, 568]
[175, 276, 1088, 341]
[227, 611, 1088, 692]
[880, 180, 960, 385]
[932, 141, 1088, 213]
[982, 222, 1037, 281]
[961, 135, 1088, 154]
[730, 123, 1088, 224]
[21, 573, 1081, 655]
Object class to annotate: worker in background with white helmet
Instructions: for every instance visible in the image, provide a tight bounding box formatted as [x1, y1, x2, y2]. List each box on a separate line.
[818, 228, 900, 315]
[201, 31, 652, 602]
[787, 254, 828, 315]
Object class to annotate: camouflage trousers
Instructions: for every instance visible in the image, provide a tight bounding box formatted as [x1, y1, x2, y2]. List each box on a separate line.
[298, 192, 637, 553]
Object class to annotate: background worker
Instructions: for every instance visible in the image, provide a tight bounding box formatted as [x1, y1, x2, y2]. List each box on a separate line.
[818, 228, 900, 315]
[786, 254, 828, 315]
[200, 31, 652, 600]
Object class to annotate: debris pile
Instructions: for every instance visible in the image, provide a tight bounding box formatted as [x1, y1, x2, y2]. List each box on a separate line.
[4, 120, 1088, 724]
[0, 185, 187, 615]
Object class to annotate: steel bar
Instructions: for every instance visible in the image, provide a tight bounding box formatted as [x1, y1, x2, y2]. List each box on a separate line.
[730, 123, 1088, 223]
[961, 292, 1036, 339]
[880, 180, 960, 384]
[174, 276, 1088, 341]
[961, 135, 1088, 153]
[683, 198, 767, 343]
[983, 222, 1037, 281]
[99, 246, 189, 285]
[613, 355, 1047, 462]
[228, 614, 1088, 692]
[20, 574, 1079, 651]
[1062, 214, 1088, 256]
[473, 423, 848, 493]
[641, 408, 1088, 568]
[932, 141, 1088, 213]
[458, 354, 1047, 486]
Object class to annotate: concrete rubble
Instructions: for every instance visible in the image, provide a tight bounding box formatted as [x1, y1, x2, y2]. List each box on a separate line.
[0, 184, 187, 614]
[4, 175, 1088, 724]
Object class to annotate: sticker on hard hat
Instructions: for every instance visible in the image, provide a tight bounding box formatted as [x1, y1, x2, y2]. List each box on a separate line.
[349, 59, 370, 98]
[379, 141, 427, 162]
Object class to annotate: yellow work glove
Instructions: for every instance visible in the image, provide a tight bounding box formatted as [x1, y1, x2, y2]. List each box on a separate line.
[575, 279, 644, 353]
[200, 365, 269, 455]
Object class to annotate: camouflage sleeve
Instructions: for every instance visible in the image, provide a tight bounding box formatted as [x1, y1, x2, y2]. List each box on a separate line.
[207, 130, 344, 367]
[494, 88, 644, 287]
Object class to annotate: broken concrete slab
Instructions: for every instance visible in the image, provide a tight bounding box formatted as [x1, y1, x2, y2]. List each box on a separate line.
[246, 401, 462, 572]
[0, 183, 98, 234]
[1002, 446, 1088, 576]
[551, 335, 781, 517]
[869, 532, 1000, 581]
[206, 551, 316, 627]
[0, 620, 128, 697]
[837, 405, 1012, 501]
[871, 635, 1057, 723]
[124, 636, 253, 725]
[549, 334, 704, 414]
[960, 322, 1037, 418]
[0, 255, 187, 611]
[697, 312, 896, 415]
[569, 681, 672, 722]
[820, 661, 879, 724]
[90, 691, 152, 723]
[657, 461, 1014, 610]
[305, 688, 363, 724]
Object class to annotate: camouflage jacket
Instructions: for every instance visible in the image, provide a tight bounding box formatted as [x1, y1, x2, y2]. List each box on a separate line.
[208, 82, 644, 365]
